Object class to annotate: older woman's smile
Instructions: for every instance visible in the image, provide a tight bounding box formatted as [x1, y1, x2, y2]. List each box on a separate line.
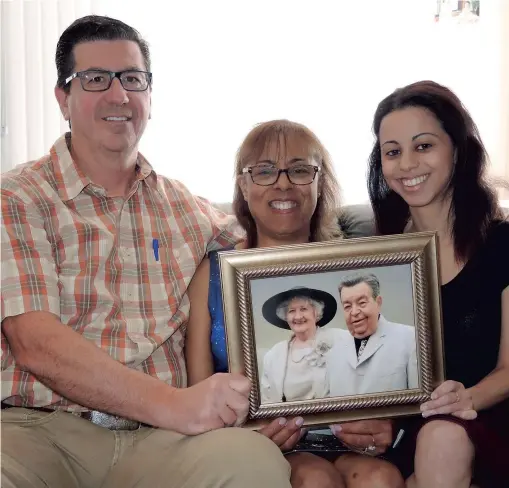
[269, 200, 298, 211]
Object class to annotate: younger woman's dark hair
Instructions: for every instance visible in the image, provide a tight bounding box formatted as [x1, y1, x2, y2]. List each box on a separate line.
[55, 15, 151, 93]
[367, 80, 502, 262]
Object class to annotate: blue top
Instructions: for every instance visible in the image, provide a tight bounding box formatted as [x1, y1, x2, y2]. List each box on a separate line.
[207, 246, 340, 451]
[208, 248, 231, 373]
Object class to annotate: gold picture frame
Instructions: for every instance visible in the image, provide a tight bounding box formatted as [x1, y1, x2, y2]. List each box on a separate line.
[218, 232, 445, 429]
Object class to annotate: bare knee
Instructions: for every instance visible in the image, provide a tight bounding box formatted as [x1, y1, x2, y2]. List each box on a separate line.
[416, 420, 473, 459]
[292, 468, 339, 488]
[414, 420, 474, 487]
[336, 454, 404, 488]
[288, 452, 344, 488]
[365, 461, 405, 488]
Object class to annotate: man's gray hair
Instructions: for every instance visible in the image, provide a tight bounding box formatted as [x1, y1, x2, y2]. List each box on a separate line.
[276, 296, 325, 322]
[338, 273, 380, 299]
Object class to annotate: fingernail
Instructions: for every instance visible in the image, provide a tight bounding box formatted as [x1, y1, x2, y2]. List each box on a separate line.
[431, 393, 437, 400]
[279, 418, 287, 426]
[295, 417, 304, 426]
[420, 404, 427, 411]
[331, 424, 342, 433]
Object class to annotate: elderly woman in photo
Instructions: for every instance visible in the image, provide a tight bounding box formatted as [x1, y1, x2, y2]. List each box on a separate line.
[260, 286, 347, 404]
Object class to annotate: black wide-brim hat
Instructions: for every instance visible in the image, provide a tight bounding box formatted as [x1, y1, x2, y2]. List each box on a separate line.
[261, 286, 338, 329]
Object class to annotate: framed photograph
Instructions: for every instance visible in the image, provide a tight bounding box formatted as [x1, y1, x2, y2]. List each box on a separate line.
[434, 0, 480, 24]
[218, 232, 445, 429]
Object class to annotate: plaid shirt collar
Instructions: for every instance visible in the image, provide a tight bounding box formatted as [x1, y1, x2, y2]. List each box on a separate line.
[52, 132, 156, 202]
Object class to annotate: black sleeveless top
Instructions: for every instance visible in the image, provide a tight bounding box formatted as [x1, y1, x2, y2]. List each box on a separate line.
[441, 220, 509, 388]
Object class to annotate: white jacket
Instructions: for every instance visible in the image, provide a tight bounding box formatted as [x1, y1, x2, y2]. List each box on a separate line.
[328, 315, 419, 397]
[260, 328, 349, 404]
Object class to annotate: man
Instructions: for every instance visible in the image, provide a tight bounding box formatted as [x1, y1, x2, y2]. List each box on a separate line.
[329, 273, 419, 397]
[0, 15, 292, 488]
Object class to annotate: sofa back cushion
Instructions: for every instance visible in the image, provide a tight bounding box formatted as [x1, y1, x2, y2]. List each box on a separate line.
[212, 202, 376, 239]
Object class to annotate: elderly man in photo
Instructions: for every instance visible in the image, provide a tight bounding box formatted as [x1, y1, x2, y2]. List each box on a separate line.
[329, 273, 419, 397]
[0, 14, 292, 488]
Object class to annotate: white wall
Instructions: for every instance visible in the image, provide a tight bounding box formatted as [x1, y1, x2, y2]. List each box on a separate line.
[2, 0, 508, 204]
[499, 0, 509, 200]
[250, 264, 415, 378]
[251, 264, 415, 348]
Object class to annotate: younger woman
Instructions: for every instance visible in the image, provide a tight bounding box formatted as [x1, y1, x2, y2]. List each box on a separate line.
[368, 80, 509, 488]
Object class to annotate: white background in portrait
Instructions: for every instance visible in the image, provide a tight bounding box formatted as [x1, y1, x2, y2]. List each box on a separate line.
[250, 264, 415, 380]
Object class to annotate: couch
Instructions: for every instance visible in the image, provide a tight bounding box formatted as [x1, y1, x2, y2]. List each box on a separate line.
[213, 202, 508, 237]
[213, 203, 376, 238]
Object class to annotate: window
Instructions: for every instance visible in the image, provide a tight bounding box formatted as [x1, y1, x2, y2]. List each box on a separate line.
[2, 0, 508, 204]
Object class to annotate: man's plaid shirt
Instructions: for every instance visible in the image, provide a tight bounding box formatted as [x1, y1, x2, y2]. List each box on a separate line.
[1, 133, 240, 410]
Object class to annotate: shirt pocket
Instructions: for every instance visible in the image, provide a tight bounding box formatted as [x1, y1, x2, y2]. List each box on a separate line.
[146, 237, 200, 312]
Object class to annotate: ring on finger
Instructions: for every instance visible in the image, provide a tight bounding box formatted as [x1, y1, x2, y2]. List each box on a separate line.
[364, 444, 377, 455]
[362, 435, 377, 455]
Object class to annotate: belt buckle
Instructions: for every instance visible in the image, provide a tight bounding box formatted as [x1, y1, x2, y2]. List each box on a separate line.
[81, 410, 141, 430]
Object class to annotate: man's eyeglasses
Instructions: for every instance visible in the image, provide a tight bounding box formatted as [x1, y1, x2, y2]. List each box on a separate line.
[65, 70, 152, 92]
[242, 164, 320, 186]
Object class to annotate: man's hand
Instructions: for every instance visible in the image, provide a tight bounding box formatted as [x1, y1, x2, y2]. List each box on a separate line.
[258, 417, 305, 452]
[330, 419, 394, 456]
[421, 380, 477, 420]
[166, 373, 251, 435]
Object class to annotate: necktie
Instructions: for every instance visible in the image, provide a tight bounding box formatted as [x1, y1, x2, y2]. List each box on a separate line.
[357, 339, 368, 359]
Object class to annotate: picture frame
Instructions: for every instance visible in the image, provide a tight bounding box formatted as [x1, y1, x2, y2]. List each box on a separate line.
[434, 0, 480, 24]
[218, 232, 445, 429]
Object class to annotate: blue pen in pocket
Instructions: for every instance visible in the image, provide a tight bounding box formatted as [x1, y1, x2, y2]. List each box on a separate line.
[152, 238, 159, 262]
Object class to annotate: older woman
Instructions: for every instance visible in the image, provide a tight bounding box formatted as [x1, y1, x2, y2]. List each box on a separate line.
[260, 286, 348, 404]
[185, 119, 404, 488]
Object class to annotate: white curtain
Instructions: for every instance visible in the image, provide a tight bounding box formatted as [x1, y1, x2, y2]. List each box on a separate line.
[499, 0, 509, 202]
[0, 0, 107, 171]
[1, 0, 508, 205]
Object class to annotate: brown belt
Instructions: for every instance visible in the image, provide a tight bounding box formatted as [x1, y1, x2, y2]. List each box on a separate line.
[5, 405, 148, 431]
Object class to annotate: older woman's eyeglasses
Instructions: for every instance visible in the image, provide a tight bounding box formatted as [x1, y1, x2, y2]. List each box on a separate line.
[65, 70, 152, 92]
[242, 164, 320, 186]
